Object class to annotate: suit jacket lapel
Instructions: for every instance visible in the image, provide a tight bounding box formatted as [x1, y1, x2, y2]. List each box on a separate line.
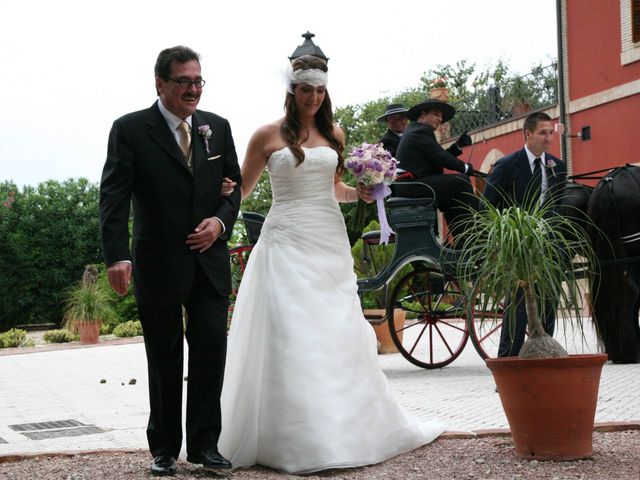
[191, 112, 207, 173]
[517, 148, 532, 181]
[545, 156, 560, 189]
[147, 103, 192, 173]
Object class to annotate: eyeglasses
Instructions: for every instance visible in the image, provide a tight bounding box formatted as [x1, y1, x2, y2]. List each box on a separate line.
[166, 77, 206, 89]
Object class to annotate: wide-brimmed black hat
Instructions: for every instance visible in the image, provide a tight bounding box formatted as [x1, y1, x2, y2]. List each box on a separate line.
[376, 103, 409, 123]
[407, 99, 456, 123]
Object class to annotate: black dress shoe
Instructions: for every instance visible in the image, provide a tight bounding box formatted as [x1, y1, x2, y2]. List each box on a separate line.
[150, 455, 177, 476]
[187, 449, 232, 470]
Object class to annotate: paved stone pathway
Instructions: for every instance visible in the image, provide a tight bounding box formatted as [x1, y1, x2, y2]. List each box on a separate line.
[0, 321, 638, 458]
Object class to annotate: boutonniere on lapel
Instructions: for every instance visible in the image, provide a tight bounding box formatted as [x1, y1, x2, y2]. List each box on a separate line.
[198, 125, 213, 154]
[546, 158, 557, 178]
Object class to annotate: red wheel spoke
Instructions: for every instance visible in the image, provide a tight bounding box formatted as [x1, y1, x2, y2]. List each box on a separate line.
[433, 323, 456, 356]
[408, 322, 428, 356]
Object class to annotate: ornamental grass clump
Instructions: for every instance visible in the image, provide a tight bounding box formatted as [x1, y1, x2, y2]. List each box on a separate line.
[63, 282, 115, 333]
[456, 194, 598, 359]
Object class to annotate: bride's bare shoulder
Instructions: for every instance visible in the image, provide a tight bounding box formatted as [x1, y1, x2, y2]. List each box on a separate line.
[249, 119, 287, 157]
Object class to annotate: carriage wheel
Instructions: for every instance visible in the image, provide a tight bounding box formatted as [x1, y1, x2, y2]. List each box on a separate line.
[467, 291, 506, 359]
[466, 290, 532, 359]
[386, 268, 469, 369]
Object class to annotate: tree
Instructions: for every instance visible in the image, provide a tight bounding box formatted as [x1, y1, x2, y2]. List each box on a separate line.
[0, 179, 103, 329]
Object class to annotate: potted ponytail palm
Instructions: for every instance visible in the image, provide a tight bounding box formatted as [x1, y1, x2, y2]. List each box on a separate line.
[456, 195, 607, 461]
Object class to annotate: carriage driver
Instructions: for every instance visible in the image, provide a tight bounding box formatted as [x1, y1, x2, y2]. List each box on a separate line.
[395, 98, 477, 242]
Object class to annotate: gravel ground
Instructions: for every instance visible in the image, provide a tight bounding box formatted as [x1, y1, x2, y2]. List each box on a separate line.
[1, 430, 638, 480]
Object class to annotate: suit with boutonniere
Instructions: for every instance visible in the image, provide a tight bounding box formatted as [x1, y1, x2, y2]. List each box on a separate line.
[483, 147, 567, 357]
[99, 100, 242, 458]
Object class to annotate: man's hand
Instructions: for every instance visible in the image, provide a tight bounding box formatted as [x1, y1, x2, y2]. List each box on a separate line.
[456, 131, 473, 148]
[356, 183, 375, 203]
[221, 177, 236, 196]
[107, 262, 132, 296]
[464, 162, 475, 176]
[186, 217, 223, 253]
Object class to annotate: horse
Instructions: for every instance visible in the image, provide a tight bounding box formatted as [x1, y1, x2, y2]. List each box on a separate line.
[586, 165, 640, 363]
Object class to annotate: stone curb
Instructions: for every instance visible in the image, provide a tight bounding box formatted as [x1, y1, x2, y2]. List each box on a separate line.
[0, 336, 144, 357]
[0, 448, 146, 464]
[437, 420, 640, 440]
[2, 423, 639, 464]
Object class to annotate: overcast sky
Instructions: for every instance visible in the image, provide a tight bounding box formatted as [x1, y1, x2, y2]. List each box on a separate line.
[1, 0, 558, 187]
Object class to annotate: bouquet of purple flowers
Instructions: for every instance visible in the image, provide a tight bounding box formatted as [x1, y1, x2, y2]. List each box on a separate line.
[345, 143, 398, 244]
[345, 143, 398, 187]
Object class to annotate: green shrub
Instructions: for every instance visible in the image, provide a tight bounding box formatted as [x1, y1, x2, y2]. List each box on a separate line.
[96, 264, 139, 332]
[0, 179, 103, 328]
[43, 329, 76, 343]
[113, 320, 143, 338]
[351, 220, 414, 310]
[0, 328, 33, 348]
[351, 220, 396, 308]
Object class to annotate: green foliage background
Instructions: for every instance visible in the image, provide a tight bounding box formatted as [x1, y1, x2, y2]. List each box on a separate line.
[0, 179, 104, 329]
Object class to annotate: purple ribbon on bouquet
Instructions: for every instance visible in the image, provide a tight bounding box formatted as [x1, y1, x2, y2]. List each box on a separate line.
[373, 183, 395, 245]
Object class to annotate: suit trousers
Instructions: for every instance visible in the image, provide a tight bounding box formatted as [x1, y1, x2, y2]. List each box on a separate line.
[497, 287, 556, 357]
[137, 261, 229, 458]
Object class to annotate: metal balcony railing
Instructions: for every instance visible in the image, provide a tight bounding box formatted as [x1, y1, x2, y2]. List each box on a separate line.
[447, 63, 558, 138]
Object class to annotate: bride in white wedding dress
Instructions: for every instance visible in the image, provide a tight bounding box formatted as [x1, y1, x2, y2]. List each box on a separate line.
[218, 55, 445, 474]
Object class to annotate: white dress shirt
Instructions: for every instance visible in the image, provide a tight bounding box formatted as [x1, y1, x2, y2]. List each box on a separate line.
[524, 145, 548, 202]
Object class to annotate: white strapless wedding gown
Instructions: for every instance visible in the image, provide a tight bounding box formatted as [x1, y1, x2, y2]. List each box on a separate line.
[219, 146, 445, 473]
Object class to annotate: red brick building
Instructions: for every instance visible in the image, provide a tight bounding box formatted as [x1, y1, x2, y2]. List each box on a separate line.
[456, 0, 640, 187]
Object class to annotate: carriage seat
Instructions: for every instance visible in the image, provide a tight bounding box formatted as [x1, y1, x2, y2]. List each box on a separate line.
[387, 196, 436, 209]
[240, 212, 265, 245]
[362, 230, 396, 245]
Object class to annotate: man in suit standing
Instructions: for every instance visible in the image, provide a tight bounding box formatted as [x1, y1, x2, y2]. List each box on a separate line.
[376, 103, 409, 157]
[100, 46, 241, 476]
[395, 98, 476, 241]
[483, 111, 567, 357]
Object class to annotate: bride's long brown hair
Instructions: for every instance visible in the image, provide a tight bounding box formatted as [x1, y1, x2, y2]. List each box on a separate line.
[280, 55, 344, 174]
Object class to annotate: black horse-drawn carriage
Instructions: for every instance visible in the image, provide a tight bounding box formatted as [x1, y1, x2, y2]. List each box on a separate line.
[230, 164, 640, 368]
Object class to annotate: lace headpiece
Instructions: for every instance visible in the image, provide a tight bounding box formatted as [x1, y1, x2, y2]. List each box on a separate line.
[286, 65, 328, 93]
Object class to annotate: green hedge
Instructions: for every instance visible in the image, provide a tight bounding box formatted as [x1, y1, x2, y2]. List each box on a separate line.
[0, 179, 102, 329]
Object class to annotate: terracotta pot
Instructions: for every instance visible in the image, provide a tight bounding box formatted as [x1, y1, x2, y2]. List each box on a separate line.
[77, 321, 101, 345]
[364, 309, 406, 354]
[429, 87, 449, 101]
[486, 354, 607, 460]
[512, 103, 532, 115]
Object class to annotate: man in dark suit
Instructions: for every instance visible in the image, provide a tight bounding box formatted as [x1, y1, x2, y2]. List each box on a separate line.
[99, 46, 241, 476]
[395, 98, 476, 240]
[376, 103, 409, 157]
[483, 111, 567, 357]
